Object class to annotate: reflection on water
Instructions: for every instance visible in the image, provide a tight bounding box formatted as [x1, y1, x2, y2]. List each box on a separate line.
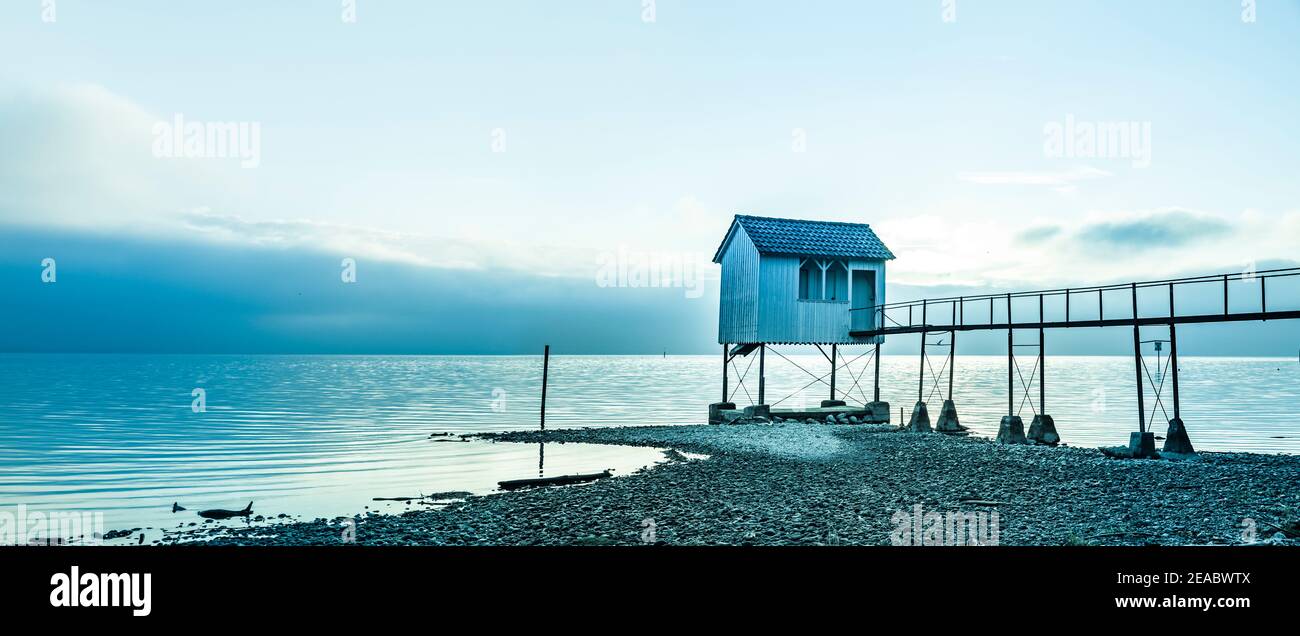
[0, 354, 1296, 533]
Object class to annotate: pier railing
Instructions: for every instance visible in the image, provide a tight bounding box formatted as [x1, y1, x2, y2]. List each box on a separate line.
[849, 266, 1300, 338]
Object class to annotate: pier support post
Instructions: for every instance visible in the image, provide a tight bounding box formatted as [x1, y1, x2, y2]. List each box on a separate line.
[935, 329, 965, 433]
[908, 331, 931, 432]
[906, 401, 932, 433]
[935, 399, 965, 433]
[948, 329, 955, 402]
[866, 341, 889, 424]
[1132, 325, 1146, 434]
[1026, 322, 1059, 445]
[873, 342, 881, 402]
[998, 322, 1026, 444]
[1162, 323, 1195, 454]
[1126, 311, 1156, 458]
[918, 330, 926, 404]
[1027, 414, 1059, 445]
[758, 343, 766, 406]
[997, 415, 1027, 444]
[1007, 328, 1014, 418]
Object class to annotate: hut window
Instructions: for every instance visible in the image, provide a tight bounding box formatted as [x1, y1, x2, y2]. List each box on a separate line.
[826, 266, 847, 301]
[798, 261, 822, 300]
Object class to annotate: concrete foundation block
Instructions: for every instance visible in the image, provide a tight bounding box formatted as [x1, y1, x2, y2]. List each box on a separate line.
[934, 399, 967, 433]
[820, 399, 847, 408]
[1162, 417, 1195, 454]
[906, 401, 932, 433]
[708, 402, 735, 425]
[997, 415, 1026, 444]
[1027, 414, 1060, 446]
[743, 404, 771, 420]
[1127, 431, 1157, 458]
[867, 401, 890, 424]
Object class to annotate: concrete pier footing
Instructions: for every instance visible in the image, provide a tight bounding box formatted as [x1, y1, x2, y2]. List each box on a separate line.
[996, 415, 1026, 444]
[867, 401, 891, 424]
[820, 399, 847, 408]
[906, 401, 932, 433]
[708, 402, 735, 425]
[1027, 414, 1060, 446]
[743, 404, 771, 420]
[934, 399, 967, 433]
[1127, 431, 1157, 458]
[1162, 417, 1195, 454]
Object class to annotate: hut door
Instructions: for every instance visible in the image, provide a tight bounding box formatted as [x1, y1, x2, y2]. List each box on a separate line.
[851, 270, 875, 331]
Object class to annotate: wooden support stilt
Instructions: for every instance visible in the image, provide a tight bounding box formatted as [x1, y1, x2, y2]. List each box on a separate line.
[758, 344, 766, 405]
[829, 344, 838, 401]
[721, 343, 728, 403]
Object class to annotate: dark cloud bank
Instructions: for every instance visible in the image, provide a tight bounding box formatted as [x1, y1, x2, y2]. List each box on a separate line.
[1, 227, 1296, 356]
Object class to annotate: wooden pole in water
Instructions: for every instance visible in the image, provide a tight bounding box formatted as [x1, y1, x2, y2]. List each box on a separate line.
[540, 344, 549, 431]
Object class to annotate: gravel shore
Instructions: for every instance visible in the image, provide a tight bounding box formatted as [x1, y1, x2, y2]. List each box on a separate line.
[183, 423, 1300, 546]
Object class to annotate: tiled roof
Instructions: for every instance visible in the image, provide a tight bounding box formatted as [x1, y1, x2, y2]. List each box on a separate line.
[713, 215, 895, 262]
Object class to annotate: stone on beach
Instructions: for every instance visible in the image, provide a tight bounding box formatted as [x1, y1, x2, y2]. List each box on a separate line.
[186, 423, 1300, 547]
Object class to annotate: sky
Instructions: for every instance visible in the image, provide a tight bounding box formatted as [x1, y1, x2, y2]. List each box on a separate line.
[1, 1, 1298, 354]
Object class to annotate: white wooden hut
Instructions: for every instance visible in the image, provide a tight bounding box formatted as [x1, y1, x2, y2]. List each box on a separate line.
[713, 214, 893, 345]
[711, 214, 894, 416]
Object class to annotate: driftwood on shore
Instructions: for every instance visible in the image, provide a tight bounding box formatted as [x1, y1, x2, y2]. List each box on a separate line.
[498, 470, 612, 491]
[197, 501, 253, 519]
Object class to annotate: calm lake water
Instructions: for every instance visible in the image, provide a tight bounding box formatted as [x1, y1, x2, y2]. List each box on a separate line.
[1, 353, 1297, 538]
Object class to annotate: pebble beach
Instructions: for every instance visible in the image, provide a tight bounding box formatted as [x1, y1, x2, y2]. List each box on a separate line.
[172, 422, 1300, 547]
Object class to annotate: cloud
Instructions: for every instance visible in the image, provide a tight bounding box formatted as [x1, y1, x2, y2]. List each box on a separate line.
[1075, 209, 1230, 248]
[1015, 225, 1062, 243]
[0, 82, 726, 281]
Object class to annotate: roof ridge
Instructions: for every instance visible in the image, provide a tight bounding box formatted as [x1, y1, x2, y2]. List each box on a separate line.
[735, 213, 872, 228]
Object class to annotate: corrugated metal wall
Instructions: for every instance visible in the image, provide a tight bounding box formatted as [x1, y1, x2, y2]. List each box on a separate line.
[717, 225, 760, 343]
[718, 237, 887, 344]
